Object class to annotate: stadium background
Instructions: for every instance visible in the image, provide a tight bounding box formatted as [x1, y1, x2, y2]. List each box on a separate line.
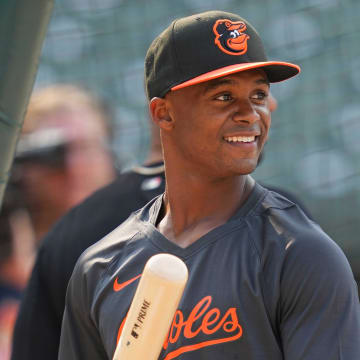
[32, 0, 360, 276]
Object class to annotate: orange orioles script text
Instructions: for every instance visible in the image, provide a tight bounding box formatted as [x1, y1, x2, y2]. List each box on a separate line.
[116, 295, 243, 360]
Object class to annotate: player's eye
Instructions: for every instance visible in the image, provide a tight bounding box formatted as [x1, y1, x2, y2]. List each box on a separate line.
[215, 93, 233, 101]
[252, 91, 268, 101]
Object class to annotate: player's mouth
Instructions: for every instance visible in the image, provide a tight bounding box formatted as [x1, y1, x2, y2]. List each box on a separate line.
[223, 135, 258, 144]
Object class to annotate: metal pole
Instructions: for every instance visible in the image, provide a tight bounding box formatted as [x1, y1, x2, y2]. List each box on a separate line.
[0, 0, 54, 210]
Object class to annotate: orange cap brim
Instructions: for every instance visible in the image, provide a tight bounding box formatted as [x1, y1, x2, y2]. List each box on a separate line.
[171, 61, 300, 91]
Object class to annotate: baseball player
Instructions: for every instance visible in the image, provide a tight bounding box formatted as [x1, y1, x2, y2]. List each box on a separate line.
[11, 93, 315, 360]
[59, 10, 360, 359]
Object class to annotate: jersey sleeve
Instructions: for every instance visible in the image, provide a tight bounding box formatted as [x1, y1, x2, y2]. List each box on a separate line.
[279, 227, 360, 359]
[58, 255, 108, 360]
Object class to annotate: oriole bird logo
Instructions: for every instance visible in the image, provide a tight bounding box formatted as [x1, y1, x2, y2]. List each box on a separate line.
[213, 19, 250, 56]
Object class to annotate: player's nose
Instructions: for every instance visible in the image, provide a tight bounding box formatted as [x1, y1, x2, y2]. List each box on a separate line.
[231, 99, 260, 124]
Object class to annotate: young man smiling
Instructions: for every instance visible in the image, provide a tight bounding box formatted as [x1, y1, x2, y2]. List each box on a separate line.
[152, 70, 270, 248]
[59, 11, 360, 360]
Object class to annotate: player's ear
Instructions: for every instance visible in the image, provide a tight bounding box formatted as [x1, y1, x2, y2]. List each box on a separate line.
[149, 97, 174, 131]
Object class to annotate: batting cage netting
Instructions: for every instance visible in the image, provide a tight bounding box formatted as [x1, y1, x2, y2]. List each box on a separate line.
[25, 0, 360, 276]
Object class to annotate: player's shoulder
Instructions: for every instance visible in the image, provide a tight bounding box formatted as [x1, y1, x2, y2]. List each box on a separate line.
[253, 182, 313, 227]
[246, 184, 355, 294]
[74, 194, 161, 277]
[250, 183, 332, 251]
[251, 183, 349, 268]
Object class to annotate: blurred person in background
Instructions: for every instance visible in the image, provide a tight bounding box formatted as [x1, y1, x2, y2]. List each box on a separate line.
[14, 84, 117, 243]
[0, 84, 116, 360]
[11, 90, 314, 360]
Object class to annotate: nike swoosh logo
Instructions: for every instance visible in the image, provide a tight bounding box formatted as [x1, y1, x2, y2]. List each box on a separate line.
[113, 274, 141, 292]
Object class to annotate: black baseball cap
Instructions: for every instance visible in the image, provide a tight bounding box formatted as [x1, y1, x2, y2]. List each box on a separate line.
[145, 10, 300, 100]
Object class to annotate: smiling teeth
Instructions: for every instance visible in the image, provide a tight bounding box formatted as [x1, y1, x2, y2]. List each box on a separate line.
[225, 136, 255, 143]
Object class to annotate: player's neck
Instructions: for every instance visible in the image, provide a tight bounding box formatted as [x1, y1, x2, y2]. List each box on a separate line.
[157, 171, 254, 248]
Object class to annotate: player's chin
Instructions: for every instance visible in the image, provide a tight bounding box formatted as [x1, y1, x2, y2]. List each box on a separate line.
[229, 158, 258, 176]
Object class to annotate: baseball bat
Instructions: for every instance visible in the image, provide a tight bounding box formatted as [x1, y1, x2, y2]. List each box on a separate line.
[113, 253, 188, 360]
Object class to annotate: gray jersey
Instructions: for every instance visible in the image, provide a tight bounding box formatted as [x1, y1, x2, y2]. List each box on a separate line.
[59, 183, 360, 359]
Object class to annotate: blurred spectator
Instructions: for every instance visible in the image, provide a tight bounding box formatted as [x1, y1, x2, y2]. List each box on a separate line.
[0, 84, 117, 359]
[14, 84, 117, 243]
